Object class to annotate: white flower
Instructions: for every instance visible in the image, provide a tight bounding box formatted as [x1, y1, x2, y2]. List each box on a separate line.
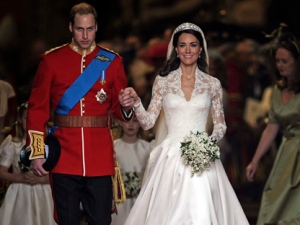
[121, 172, 142, 197]
[180, 131, 220, 177]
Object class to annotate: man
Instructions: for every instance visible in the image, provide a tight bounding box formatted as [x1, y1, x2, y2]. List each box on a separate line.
[26, 3, 134, 225]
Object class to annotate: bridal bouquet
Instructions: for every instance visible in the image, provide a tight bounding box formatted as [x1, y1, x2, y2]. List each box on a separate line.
[180, 131, 220, 177]
[121, 172, 142, 197]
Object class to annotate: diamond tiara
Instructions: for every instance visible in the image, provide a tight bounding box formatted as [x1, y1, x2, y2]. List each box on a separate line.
[173, 22, 202, 34]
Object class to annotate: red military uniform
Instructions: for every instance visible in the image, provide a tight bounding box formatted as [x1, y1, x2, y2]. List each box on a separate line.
[26, 41, 129, 176]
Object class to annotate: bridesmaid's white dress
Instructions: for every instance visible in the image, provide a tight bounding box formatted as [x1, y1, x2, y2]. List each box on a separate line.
[124, 68, 249, 225]
[111, 138, 152, 225]
[0, 135, 56, 225]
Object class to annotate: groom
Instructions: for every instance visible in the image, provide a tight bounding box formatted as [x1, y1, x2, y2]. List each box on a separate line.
[26, 2, 134, 225]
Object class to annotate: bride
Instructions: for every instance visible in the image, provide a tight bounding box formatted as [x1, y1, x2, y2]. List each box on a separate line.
[120, 22, 249, 225]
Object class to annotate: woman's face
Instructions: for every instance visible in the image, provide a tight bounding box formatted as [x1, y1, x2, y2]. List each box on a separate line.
[176, 33, 202, 67]
[275, 47, 297, 79]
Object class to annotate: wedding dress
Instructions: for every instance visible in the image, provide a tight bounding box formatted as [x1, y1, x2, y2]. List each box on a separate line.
[124, 67, 249, 225]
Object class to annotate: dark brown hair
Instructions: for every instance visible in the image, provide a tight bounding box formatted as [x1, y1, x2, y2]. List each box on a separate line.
[69, 2, 97, 25]
[275, 33, 300, 93]
[159, 29, 208, 77]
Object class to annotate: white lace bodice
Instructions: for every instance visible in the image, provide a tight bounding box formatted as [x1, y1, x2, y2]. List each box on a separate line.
[134, 68, 227, 142]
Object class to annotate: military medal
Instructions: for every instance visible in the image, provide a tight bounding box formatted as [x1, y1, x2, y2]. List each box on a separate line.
[100, 70, 106, 85]
[95, 88, 107, 104]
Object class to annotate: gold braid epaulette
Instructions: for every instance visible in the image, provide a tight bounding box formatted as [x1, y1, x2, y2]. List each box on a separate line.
[45, 43, 69, 55]
[97, 44, 120, 57]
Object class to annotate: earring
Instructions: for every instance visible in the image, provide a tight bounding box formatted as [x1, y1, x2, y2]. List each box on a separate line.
[199, 54, 201, 58]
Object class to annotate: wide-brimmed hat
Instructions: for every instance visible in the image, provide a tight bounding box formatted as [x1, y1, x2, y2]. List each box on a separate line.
[20, 134, 61, 171]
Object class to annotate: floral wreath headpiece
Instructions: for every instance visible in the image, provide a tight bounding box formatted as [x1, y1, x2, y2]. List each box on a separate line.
[167, 22, 209, 65]
[264, 23, 299, 56]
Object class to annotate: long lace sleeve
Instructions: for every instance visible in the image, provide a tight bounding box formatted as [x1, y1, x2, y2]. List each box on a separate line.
[134, 76, 163, 130]
[210, 79, 227, 142]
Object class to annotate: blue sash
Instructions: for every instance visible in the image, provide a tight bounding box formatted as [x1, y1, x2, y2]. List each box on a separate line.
[55, 49, 115, 115]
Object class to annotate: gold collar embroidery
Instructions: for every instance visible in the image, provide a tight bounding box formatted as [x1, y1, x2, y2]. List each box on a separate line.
[69, 39, 96, 55]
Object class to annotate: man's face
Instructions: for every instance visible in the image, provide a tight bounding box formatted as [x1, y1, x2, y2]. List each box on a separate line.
[69, 13, 97, 49]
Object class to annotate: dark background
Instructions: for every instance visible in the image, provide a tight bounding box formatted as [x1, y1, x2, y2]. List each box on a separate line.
[0, 0, 300, 89]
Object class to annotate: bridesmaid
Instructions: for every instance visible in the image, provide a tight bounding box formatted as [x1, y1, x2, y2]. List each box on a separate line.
[246, 26, 300, 225]
[0, 102, 56, 225]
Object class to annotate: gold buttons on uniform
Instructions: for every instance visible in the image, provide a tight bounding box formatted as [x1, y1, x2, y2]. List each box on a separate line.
[82, 54, 86, 70]
[82, 102, 86, 114]
[81, 97, 86, 114]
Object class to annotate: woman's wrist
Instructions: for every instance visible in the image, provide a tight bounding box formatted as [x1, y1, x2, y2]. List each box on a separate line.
[133, 98, 141, 108]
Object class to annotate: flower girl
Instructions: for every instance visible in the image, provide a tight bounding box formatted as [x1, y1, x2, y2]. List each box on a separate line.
[111, 116, 152, 225]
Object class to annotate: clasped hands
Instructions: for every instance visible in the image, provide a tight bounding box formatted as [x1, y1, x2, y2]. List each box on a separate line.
[119, 87, 140, 109]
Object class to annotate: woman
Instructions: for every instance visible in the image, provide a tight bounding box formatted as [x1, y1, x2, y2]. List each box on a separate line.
[121, 22, 249, 225]
[0, 102, 56, 225]
[246, 31, 300, 225]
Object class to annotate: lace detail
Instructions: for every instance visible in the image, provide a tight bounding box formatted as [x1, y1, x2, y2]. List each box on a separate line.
[134, 67, 226, 142]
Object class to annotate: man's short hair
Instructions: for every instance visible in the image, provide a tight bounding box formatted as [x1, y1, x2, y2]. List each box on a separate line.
[70, 2, 98, 25]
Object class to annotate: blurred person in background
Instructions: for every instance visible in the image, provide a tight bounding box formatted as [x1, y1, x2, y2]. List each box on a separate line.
[0, 75, 17, 143]
[246, 26, 300, 225]
[206, 48, 231, 165]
